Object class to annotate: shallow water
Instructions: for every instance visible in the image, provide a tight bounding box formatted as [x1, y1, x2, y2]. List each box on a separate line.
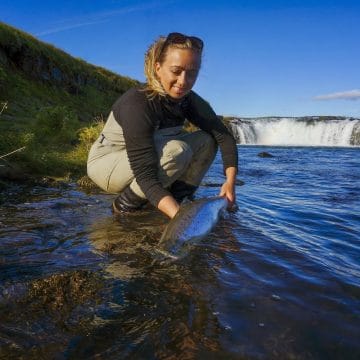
[0, 147, 359, 359]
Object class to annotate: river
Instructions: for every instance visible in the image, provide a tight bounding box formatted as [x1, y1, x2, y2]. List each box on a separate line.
[0, 146, 359, 359]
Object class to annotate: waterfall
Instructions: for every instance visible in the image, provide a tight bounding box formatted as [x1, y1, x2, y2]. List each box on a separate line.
[229, 117, 360, 147]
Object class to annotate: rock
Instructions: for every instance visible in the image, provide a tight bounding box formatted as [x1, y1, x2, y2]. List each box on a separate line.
[0, 164, 27, 181]
[24, 270, 103, 313]
[201, 182, 219, 187]
[350, 122, 360, 146]
[201, 179, 245, 187]
[257, 151, 274, 158]
[77, 175, 98, 189]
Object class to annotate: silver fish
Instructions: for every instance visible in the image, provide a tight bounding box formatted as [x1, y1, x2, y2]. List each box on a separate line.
[158, 196, 228, 258]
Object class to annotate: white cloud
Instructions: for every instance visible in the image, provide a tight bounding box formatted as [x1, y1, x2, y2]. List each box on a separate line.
[314, 89, 360, 101]
[35, 1, 174, 37]
[35, 20, 108, 36]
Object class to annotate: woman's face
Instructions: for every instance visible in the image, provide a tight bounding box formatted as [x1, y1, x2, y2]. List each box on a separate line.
[155, 47, 201, 99]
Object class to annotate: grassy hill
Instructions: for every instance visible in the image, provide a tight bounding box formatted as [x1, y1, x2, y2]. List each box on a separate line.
[0, 21, 139, 179]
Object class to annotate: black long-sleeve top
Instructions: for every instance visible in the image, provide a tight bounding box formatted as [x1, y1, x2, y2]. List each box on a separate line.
[111, 87, 238, 206]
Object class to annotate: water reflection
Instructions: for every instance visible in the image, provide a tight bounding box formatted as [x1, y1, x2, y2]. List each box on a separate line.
[82, 210, 227, 359]
[88, 211, 163, 280]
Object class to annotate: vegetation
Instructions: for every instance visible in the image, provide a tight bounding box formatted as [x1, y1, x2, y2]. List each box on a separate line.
[0, 21, 138, 180]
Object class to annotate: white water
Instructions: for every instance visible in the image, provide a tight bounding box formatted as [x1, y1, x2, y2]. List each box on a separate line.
[230, 117, 360, 146]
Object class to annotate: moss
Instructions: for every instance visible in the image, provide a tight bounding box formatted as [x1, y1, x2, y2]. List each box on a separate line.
[25, 270, 103, 313]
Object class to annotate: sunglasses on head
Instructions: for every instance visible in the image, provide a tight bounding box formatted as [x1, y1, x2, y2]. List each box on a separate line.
[160, 32, 204, 55]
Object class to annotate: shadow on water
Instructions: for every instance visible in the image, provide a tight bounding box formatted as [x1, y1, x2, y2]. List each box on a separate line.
[1, 147, 360, 359]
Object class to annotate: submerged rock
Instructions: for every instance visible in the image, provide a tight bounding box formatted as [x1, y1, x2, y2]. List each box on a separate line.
[257, 152, 274, 158]
[24, 270, 103, 313]
[201, 179, 245, 187]
[236, 179, 245, 186]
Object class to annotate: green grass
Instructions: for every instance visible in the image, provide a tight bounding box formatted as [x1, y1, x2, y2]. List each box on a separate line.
[0, 21, 139, 179]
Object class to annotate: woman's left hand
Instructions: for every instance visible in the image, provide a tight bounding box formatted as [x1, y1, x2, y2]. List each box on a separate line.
[219, 181, 236, 208]
[219, 166, 237, 210]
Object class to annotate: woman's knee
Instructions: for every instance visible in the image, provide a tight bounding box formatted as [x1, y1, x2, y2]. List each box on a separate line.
[196, 131, 218, 154]
[87, 150, 133, 193]
[161, 139, 193, 169]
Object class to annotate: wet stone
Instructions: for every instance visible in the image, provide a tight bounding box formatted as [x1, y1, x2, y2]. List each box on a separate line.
[77, 175, 98, 190]
[257, 152, 275, 158]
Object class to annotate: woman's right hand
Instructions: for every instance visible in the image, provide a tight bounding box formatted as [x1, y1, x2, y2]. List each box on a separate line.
[157, 195, 180, 218]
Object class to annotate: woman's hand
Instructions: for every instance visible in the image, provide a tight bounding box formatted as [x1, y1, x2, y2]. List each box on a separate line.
[219, 166, 237, 210]
[219, 181, 236, 205]
[157, 195, 180, 219]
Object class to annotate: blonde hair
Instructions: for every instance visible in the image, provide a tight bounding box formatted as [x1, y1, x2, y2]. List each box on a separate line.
[143, 35, 203, 99]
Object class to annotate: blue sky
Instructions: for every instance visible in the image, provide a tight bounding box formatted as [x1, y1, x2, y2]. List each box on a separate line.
[1, 0, 359, 117]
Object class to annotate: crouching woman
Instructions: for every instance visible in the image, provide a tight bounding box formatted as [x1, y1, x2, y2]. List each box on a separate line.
[87, 32, 238, 219]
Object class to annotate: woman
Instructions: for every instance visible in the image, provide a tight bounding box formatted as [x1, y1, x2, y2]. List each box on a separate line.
[87, 32, 238, 219]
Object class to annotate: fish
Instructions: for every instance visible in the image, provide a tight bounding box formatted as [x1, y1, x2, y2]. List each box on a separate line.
[158, 196, 228, 259]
